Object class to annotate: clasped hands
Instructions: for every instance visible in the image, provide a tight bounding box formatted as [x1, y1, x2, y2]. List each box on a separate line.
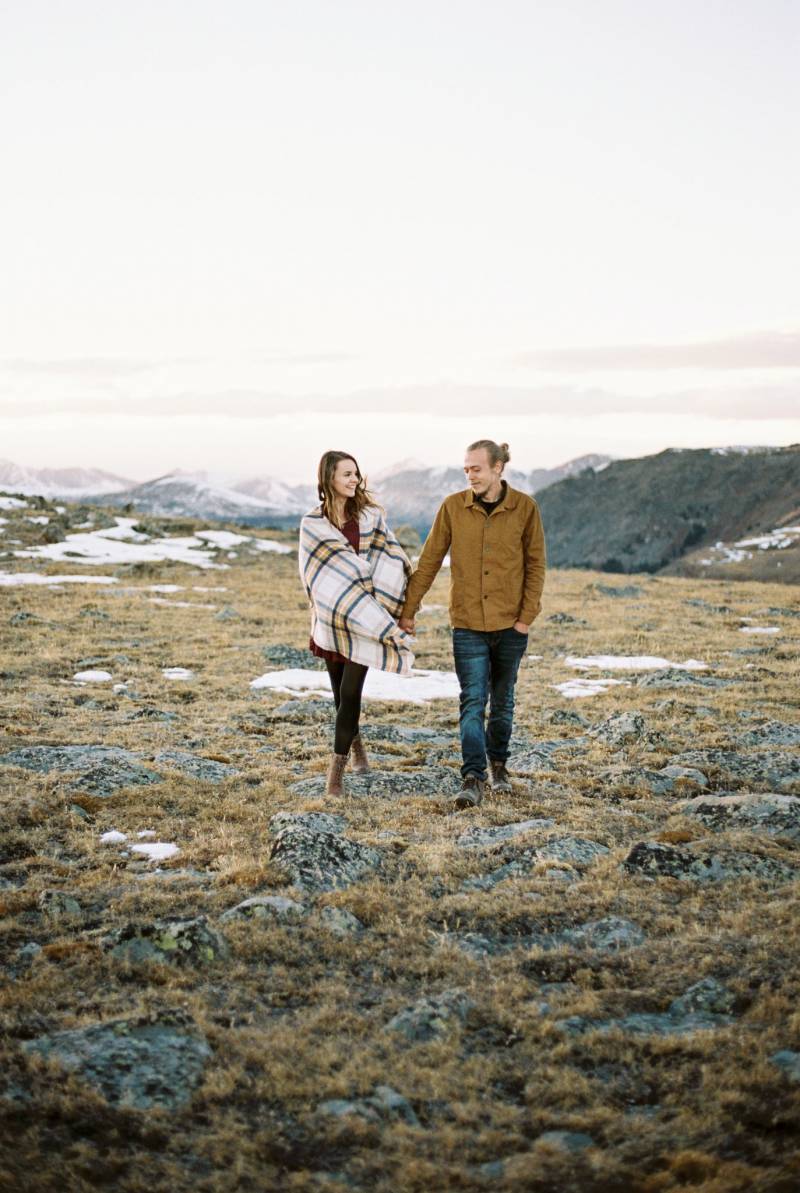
[398, 617, 529, 634]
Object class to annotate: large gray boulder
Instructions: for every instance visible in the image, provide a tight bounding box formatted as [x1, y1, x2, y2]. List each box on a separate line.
[289, 767, 460, 800]
[270, 826, 384, 892]
[107, 916, 229, 965]
[0, 745, 160, 797]
[676, 792, 800, 840]
[22, 1016, 211, 1109]
[622, 840, 796, 885]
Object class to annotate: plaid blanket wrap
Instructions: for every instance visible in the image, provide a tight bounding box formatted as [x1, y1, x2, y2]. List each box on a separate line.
[299, 506, 415, 674]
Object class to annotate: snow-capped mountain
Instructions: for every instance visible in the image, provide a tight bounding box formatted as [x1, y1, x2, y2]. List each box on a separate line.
[371, 454, 613, 527]
[0, 458, 134, 498]
[91, 470, 309, 522]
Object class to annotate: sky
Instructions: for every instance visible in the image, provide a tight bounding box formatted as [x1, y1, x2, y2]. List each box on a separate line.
[1, 0, 798, 483]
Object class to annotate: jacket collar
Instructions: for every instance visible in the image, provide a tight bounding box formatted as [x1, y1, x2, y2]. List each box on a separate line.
[462, 480, 519, 511]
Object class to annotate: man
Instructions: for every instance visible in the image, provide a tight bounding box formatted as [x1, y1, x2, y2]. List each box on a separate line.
[399, 439, 546, 809]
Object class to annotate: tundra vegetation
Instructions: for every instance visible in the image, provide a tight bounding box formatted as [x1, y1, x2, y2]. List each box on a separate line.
[0, 496, 798, 1192]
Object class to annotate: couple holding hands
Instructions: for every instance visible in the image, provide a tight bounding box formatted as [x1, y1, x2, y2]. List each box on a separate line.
[298, 439, 546, 810]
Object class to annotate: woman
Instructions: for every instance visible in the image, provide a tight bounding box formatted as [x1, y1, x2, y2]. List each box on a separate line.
[299, 451, 414, 796]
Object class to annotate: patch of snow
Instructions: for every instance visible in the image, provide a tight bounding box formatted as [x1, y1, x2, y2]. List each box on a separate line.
[73, 669, 113, 682]
[553, 678, 631, 699]
[112, 683, 129, 693]
[100, 830, 127, 844]
[740, 626, 780, 635]
[13, 517, 226, 569]
[0, 495, 29, 510]
[130, 842, 179, 861]
[250, 538, 292, 555]
[196, 529, 251, 548]
[146, 584, 184, 593]
[26, 515, 50, 525]
[162, 667, 195, 680]
[136, 830, 156, 839]
[565, 655, 707, 671]
[94, 517, 149, 542]
[0, 572, 119, 586]
[251, 666, 461, 704]
[736, 525, 800, 551]
[192, 585, 228, 592]
[55, 505, 66, 513]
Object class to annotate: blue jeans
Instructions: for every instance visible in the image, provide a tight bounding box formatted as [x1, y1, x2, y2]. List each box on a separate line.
[451, 626, 529, 780]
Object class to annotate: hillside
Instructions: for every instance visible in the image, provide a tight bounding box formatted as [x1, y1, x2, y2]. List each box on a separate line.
[0, 493, 799, 1190]
[536, 445, 800, 581]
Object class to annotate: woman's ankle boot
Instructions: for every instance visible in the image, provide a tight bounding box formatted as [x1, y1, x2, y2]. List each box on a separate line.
[350, 734, 369, 773]
[325, 752, 348, 796]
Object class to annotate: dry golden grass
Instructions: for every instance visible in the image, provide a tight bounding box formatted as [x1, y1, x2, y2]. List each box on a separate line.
[0, 499, 799, 1191]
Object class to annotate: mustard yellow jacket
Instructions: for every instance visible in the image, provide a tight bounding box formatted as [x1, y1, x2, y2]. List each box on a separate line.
[401, 484, 546, 630]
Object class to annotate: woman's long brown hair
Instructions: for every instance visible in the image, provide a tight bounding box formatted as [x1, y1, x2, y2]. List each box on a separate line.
[317, 451, 377, 528]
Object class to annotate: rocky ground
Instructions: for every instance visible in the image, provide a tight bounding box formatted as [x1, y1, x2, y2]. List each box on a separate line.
[0, 499, 799, 1191]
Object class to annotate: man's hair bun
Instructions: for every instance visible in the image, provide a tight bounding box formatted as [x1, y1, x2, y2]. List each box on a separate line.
[467, 439, 511, 470]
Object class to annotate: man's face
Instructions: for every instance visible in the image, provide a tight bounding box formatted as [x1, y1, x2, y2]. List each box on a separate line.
[463, 448, 503, 498]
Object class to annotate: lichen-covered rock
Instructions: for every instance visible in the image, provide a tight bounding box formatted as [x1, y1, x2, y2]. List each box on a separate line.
[220, 896, 307, 923]
[770, 1050, 800, 1084]
[556, 978, 735, 1039]
[108, 916, 229, 965]
[318, 906, 364, 935]
[667, 750, 800, 793]
[268, 699, 333, 722]
[636, 669, 731, 690]
[595, 766, 679, 796]
[270, 826, 384, 892]
[738, 721, 800, 748]
[536, 1130, 595, 1153]
[457, 819, 554, 850]
[38, 890, 82, 921]
[154, 749, 239, 784]
[317, 1085, 419, 1126]
[269, 811, 347, 837]
[558, 916, 645, 952]
[22, 1016, 211, 1109]
[462, 836, 608, 892]
[0, 745, 161, 797]
[656, 765, 708, 789]
[262, 644, 324, 670]
[622, 840, 796, 885]
[289, 767, 460, 800]
[385, 990, 474, 1041]
[589, 712, 647, 747]
[360, 724, 455, 746]
[668, 977, 736, 1017]
[676, 792, 800, 840]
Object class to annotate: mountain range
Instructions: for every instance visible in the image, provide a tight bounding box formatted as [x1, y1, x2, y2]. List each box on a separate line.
[2, 446, 798, 581]
[0, 454, 612, 526]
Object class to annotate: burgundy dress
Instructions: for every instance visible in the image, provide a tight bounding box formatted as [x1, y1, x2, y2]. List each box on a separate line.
[309, 517, 360, 665]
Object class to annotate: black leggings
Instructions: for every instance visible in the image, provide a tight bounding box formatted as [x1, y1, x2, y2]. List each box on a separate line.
[325, 660, 369, 755]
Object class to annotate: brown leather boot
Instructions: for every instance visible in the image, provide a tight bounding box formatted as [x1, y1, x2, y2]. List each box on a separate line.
[350, 734, 369, 773]
[324, 752, 348, 796]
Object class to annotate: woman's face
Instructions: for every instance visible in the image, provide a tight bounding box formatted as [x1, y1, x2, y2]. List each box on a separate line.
[331, 458, 360, 501]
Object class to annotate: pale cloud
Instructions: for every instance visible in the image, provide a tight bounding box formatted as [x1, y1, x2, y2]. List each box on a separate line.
[514, 331, 800, 372]
[0, 382, 797, 422]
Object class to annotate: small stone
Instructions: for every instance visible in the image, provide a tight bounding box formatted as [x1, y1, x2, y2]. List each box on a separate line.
[560, 916, 645, 952]
[589, 712, 647, 747]
[385, 990, 474, 1041]
[770, 1050, 800, 1083]
[154, 749, 239, 784]
[537, 1130, 595, 1153]
[220, 896, 307, 923]
[318, 906, 364, 935]
[457, 819, 554, 849]
[668, 978, 736, 1017]
[38, 890, 81, 921]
